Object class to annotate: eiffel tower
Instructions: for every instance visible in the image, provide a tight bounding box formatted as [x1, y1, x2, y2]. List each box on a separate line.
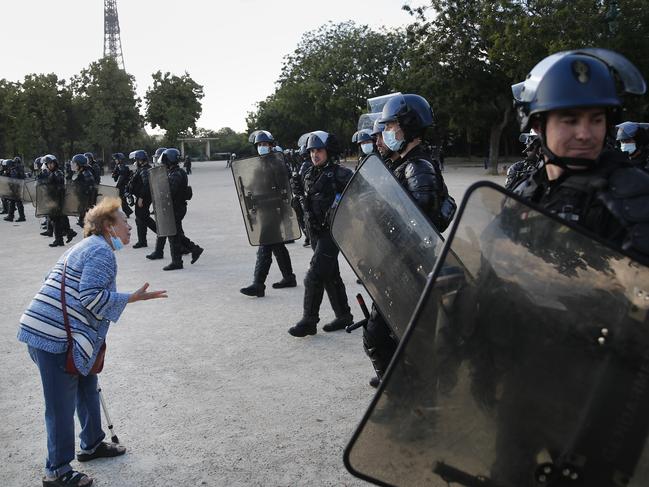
[103, 0, 125, 70]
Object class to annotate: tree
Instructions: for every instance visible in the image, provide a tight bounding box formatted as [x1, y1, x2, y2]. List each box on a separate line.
[247, 22, 407, 148]
[145, 71, 204, 147]
[72, 57, 142, 158]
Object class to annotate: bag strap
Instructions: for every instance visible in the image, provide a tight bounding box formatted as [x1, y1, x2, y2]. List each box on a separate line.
[60, 258, 74, 347]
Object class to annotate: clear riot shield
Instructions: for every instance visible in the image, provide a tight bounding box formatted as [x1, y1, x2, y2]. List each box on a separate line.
[62, 181, 96, 216]
[357, 112, 381, 131]
[22, 179, 37, 206]
[345, 182, 649, 487]
[231, 152, 301, 246]
[35, 182, 63, 217]
[0, 175, 24, 200]
[96, 184, 120, 204]
[331, 154, 447, 338]
[148, 165, 176, 237]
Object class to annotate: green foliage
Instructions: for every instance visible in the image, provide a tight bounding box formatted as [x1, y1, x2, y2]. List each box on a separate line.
[145, 71, 204, 147]
[247, 21, 407, 148]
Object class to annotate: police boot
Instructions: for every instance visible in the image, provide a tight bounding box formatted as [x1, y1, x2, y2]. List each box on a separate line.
[133, 241, 148, 249]
[164, 239, 184, 271]
[288, 274, 324, 337]
[133, 222, 148, 248]
[272, 245, 296, 288]
[146, 237, 165, 260]
[241, 247, 272, 297]
[15, 216, 26, 222]
[66, 229, 77, 243]
[240, 283, 265, 297]
[190, 246, 204, 264]
[4, 215, 14, 221]
[322, 279, 353, 332]
[163, 261, 183, 271]
[49, 239, 64, 247]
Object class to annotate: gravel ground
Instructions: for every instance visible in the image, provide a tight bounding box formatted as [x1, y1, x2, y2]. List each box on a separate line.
[0, 161, 503, 487]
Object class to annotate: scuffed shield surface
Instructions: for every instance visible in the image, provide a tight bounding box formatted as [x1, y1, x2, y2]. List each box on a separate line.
[148, 165, 176, 237]
[231, 152, 301, 246]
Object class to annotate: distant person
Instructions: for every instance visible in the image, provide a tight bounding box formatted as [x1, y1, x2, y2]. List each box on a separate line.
[18, 197, 167, 487]
[183, 154, 192, 174]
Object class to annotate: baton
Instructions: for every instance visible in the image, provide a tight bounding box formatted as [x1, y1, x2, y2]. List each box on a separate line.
[346, 294, 370, 333]
[98, 386, 120, 444]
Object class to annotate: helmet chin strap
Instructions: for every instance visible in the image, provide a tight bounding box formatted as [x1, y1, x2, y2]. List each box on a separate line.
[538, 132, 599, 171]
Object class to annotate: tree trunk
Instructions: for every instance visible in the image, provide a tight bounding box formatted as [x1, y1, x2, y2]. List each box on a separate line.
[488, 105, 512, 175]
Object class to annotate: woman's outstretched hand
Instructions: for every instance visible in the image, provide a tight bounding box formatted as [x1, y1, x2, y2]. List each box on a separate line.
[128, 283, 168, 303]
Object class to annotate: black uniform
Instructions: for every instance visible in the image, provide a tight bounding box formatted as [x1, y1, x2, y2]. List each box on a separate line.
[364, 144, 452, 382]
[74, 168, 96, 227]
[293, 160, 353, 331]
[183, 156, 192, 174]
[112, 162, 133, 217]
[46, 168, 75, 245]
[4, 163, 26, 221]
[151, 164, 202, 268]
[514, 149, 649, 260]
[128, 162, 157, 245]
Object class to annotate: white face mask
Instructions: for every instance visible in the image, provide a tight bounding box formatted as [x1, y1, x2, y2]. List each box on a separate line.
[621, 142, 637, 154]
[360, 142, 374, 155]
[257, 145, 271, 156]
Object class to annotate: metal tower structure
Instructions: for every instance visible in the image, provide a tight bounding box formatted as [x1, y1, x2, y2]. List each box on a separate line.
[103, 0, 125, 70]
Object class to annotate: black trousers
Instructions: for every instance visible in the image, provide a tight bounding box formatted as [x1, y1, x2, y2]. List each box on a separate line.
[7, 199, 25, 218]
[134, 203, 156, 244]
[252, 243, 293, 285]
[53, 215, 70, 240]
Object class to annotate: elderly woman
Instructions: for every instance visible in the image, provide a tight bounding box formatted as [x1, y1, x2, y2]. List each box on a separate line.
[18, 197, 167, 487]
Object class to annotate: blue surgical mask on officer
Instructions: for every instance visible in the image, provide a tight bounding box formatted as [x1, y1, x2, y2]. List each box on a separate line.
[383, 129, 405, 152]
[257, 145, 271, 156]
[360, 142, 374, 155]
[621, 142, 637, 154]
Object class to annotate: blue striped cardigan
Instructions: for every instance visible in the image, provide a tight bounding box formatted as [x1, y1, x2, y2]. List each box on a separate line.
[18, 235, 131, 375]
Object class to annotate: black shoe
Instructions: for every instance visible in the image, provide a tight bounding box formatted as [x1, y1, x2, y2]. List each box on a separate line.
[272, 274, 297, 289]
[286, 240, 295, 244]
[77, 221, 84, 227]
[288, 318, 317, 337]
[66, 230, 77, 243]
[369, 376, 380, 388]
[49, 239, 64, 247]
[15, 216, 25, 222]
[190, 246, 204, 264]
[163, 262, 183, 271]
[4, 215, 14, 221]
[146, 252, 164, 260]
[302, 240, 311, 247]
[240, 283, 265, 297]
[322, 313, 353, 332]
[356, 278, 362, 284]
[0, 210, 6, 214]
[132, 241, 148, 249]
[40, 231, 53, 237]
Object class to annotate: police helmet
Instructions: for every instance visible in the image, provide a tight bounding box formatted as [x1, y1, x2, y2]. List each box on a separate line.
[71, 154, 89, 166]
[371, 118, 386, 136]
[378, 93, 434, 140]
[133, 150, 148, 162]
[306, 131, 341, 156]
[616, 122, 649, 141]
[352, 129, 373, 144]
[83, 152, 95, 162]
[34, 156, 42, 166]
[112, 152, 126, 162]
[42, 154, 58, 166]
[161, 148, 181, 166]
[249, 130, 274, 145]
[512, 48, 647, 131]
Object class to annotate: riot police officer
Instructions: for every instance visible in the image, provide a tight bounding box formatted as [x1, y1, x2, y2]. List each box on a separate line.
[4, 157, 27, 222]
[504, 132, 543, 190]
[512, 48, 649, 261]
[85, 152, 101, 184]
[42, 155, 76, 247]
[240, 130, 297, 297]
[111, 152, 133, 218]
[72, 154, 97, 228]
[148, 148, 203, 270]
[290, 143, 313, 247]
[128, 150, 157, 248]
[616, 121, 649, 169]
[351, 129, 375, 168]
[288, 131, 354, 337]
[153, 147, 167, 165]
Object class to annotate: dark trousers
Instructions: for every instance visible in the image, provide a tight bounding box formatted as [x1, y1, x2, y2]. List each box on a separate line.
[252, 243, 293, 285]
[302, 230, 351, 321]
[53, 215, 71, 240]
[134, 203, 156, 244]
[154, 205, 198, 264]
[7, 199, 25, 218]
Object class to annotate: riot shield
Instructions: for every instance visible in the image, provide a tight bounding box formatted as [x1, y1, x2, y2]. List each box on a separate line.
[331, 154, 447, 339]
[0, 175, 24, 200]
[357, 112, 381, 131]
[345, 182, 649, 487]
[148, 165, 176, 237]
[96, 184, 120, 204]
[22, 179, 37, 206]
[231, 152, 301, 246]
[62, 181, 96, 216]
[35, 181, 63, 217]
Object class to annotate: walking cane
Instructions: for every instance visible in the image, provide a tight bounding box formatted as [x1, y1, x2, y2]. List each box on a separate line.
[97, 385, 120, 444]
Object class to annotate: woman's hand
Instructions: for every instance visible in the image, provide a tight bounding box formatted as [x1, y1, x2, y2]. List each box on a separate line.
[128, 283, 168, 303]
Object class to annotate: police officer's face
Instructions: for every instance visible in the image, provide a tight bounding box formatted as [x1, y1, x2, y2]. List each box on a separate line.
[543, 108, 607, 161]
[384, 121, 405, 141]
[257, 142, 272, 149]
[310, 148, 328, 166]
[376, 133, 389, 156]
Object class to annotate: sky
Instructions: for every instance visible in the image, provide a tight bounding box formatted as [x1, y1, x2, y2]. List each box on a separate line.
[2, 0, 423, 133]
